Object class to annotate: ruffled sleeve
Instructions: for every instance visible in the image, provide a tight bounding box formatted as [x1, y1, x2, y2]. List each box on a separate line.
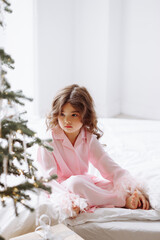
[88, 135, 137, 197]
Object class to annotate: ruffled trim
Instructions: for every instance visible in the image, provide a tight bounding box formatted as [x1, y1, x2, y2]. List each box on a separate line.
[113, 174, 138, 203]
[113, 173, 148, 205]
[49, 191, 88, 222]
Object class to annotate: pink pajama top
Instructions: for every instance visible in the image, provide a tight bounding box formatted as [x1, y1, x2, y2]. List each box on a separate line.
[37, 126, 136, 208]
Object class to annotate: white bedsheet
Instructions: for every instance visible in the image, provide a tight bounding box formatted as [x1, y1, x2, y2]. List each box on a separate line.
[1, 118, 160, 240]
[65, 207, 160, 239]
[69, 220, 160, 240]
[66, 208, 160, 226]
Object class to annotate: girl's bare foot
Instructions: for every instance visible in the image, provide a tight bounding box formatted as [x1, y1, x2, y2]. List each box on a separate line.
[71, 205, 80, 218]
[125, 190, 140, 209]
[125, 190, 150, 210]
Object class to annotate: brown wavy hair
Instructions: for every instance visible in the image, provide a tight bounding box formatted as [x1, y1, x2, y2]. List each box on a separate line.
[46, 84, 103, 139]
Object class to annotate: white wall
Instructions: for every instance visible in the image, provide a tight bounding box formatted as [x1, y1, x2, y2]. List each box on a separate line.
[121, 0, 160, 119]
[73, 0, 110, 117]
[1, 0, 35, 117]
[36, 0, 75, 117]
[106, 0, 122, 116]
[1, 0, 160, 120]
[36, 0, 122, 118]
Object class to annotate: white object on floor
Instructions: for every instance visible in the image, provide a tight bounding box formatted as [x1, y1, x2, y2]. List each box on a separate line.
[9, 223, 84, 240]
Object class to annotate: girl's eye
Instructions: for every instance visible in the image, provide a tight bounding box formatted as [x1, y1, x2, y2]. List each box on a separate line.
[60, 113, 65, 116]
[72, 114, 78, 117]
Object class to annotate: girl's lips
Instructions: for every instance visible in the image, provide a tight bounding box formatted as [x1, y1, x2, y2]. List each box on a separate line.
[65, 126, 72, 128]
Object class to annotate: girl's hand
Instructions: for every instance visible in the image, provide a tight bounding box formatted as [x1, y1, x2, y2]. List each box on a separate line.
[137, 192, 150, 210]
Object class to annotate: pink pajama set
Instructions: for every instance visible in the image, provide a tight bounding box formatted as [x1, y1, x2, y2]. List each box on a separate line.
[37, 126, 136, 212]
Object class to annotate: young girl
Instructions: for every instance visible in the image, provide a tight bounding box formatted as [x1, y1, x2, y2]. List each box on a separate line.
[37, 84, 149, 219]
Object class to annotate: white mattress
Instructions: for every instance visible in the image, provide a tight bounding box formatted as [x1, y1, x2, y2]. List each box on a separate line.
[69, 220, 160, 240]
[1, 118, 160, 240]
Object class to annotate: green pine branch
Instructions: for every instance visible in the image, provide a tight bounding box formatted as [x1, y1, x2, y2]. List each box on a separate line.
[1, 118, 53, 150]
[0, 0, 12, 27]
[0, 49, 14, 69]
[0, 4, 58, 239]
[0, 70, 10, 90]
[0, 175, 57, 216]
[1, 78, 10, 91]
[1, 119, 35, 136]
[2, 0, 12, 13]
[0, 236, 5, 240]
[0, 90, 33, 105]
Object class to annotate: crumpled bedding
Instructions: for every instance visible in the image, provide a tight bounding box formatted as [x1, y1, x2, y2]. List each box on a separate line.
[65, 207, 160, 226]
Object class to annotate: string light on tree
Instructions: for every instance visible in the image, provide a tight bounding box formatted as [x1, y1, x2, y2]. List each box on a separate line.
[0, 2, 57, 239]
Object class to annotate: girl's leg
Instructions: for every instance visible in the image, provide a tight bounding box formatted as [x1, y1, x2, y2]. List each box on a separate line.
[61, 175, 126, 208]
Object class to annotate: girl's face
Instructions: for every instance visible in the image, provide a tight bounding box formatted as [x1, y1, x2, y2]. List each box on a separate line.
[58, 103, 83, 137]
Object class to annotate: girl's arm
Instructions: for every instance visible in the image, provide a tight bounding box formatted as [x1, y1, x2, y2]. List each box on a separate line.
[37, 145, 67, 193]
[37, 144, 57, 178]
[88, 135, 137, 193]
[88, 135, 150, 210]
[88, 135, 130, 181]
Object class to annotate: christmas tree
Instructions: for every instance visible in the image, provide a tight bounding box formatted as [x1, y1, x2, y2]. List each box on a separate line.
[0, 2, 57, 239]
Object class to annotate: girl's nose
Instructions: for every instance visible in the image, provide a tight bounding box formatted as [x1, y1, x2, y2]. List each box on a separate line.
[64, 117, 71, 124]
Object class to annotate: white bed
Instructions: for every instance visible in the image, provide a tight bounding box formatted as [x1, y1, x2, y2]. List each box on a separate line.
[68, 220, 160, 240]
[65, 118, 160, 240]
[1, 118, 160, 240]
